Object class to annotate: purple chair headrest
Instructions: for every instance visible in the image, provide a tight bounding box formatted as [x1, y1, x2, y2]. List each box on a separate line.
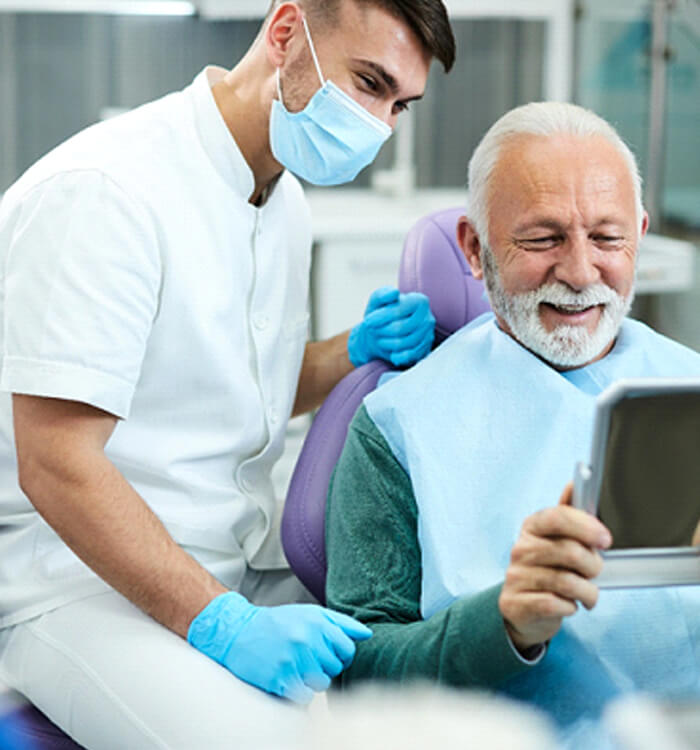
[399, 206, 491, 342]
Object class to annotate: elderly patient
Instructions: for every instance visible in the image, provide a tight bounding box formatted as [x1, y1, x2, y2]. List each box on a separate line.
[325, 101, 700, 730]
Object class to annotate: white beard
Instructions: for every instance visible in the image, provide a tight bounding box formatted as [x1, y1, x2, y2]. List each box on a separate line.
[481, 246, 634, 368]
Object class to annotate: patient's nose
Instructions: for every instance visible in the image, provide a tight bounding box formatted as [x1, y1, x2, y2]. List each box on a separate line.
[554, 238, 600, 291]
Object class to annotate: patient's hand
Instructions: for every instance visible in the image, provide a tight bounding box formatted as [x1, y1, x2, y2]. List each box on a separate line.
[499, 483, 612, 654]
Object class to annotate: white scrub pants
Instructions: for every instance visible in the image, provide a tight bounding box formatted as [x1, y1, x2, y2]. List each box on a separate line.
[0, 568, 314, 750]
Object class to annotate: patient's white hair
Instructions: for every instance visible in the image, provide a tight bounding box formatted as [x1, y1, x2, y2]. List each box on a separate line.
[467, 101, 645, 245]
[308, 685, 557, 750]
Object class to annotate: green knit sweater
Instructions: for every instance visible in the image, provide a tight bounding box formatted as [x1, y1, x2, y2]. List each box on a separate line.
[325, 404, 538, 690]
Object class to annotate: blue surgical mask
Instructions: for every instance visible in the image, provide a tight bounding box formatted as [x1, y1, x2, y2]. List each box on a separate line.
[269, 16, 392, 186]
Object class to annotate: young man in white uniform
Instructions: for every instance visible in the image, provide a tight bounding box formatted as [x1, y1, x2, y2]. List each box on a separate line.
[0, 1, 455, 747]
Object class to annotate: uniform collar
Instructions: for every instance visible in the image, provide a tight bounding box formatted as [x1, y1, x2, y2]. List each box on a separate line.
[189, 66, 256, 201]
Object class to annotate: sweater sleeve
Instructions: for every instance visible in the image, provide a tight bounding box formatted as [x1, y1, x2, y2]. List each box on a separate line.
[325, 404, 536, 689]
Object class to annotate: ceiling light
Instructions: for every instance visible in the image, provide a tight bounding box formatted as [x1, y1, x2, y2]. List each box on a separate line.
[196, 1, 263, 19]
[0, 0, 195, 15]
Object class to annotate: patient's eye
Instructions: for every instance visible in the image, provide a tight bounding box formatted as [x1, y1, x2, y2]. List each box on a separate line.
[519, 236, 560, 250]
[592, 234, 624, 248]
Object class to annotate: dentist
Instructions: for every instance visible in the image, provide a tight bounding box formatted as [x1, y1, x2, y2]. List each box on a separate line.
[0, 1, 454, 748]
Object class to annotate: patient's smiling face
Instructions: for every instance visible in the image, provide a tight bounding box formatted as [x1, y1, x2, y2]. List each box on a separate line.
[463, 133, 648, 369]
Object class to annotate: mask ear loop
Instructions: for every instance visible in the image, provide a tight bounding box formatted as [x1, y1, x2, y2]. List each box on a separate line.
[276, 67, 285, 105]
[301, 15, 326, 86]
[276, 14, 325, 108]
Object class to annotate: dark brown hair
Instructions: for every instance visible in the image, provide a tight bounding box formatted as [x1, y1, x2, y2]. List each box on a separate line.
[266, 0, 455, 72]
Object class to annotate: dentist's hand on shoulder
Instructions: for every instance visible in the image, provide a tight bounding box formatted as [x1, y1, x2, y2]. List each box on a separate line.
[348, 286, 435, 368]
[499, 483, 612, 655]
[188, 591, 371, 704]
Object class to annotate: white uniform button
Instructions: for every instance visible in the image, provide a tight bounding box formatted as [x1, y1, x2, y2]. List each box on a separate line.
[253, 313, 269, 330]
[269, 408, 279, 425]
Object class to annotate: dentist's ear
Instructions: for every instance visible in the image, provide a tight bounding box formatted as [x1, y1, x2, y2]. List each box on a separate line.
[264, 2, 304, 68]
[456, 216, 484, 281]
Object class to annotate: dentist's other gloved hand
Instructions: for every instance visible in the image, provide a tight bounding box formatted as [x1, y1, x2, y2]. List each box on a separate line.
[348, 286, 435, 368]
[187, 591, 372, 704]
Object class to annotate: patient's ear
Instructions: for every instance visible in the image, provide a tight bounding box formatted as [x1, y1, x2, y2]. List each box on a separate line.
[640, 210, 650, 239]
[456, 216, 484, 280]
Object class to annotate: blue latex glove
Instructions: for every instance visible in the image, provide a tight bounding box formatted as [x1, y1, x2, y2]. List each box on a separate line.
[348, 286, 435, 368]
[187, 592, 372, 704]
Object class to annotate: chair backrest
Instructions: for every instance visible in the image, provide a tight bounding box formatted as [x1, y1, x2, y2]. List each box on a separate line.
[281, 206, 491, 603]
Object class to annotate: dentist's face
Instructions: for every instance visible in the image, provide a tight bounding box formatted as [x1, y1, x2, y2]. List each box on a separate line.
[473, 134, 647, 369]
[277, 0, 431, 130]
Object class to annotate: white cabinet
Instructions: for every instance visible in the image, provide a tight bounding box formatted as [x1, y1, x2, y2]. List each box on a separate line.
[309, 188, 467, 339]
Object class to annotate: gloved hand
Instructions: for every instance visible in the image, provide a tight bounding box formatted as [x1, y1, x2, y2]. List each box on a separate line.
[348, 286, 435, 368]
[187, 592, 372, 704]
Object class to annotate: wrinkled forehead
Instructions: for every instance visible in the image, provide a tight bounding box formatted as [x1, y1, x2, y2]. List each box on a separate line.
[488, 134, 638, 227]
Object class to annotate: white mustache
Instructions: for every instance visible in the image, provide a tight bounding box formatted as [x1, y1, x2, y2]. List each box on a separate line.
[532, 282, 619, 308]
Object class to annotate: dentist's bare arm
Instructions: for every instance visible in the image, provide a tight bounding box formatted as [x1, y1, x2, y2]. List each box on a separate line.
[292, 333, 353, 416]
[13, 394, 227, 638]
[499, 483, 613, 653]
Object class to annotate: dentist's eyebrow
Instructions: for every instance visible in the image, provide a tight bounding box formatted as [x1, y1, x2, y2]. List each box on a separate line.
[353, 59, 425, 105]
[354, 59, 400, 95]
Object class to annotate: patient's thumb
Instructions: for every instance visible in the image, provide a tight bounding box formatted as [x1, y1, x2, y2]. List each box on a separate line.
[558, 482, 574, 506]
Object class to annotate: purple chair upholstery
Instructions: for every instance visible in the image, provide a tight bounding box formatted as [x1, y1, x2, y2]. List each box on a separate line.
[281, 207, 491, 603]
[0, 698, 83, 749]
[280, 359, 391, 603]
[399, 206, 491, 342]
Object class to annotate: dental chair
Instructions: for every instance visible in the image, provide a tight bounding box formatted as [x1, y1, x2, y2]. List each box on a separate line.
[0, 698, 80, 750]
[281, 206, 490, 603]
[7, 206, 486, 749]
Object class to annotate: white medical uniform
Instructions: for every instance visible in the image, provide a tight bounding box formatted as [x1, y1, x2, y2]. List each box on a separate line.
[0, 67, 313, 747]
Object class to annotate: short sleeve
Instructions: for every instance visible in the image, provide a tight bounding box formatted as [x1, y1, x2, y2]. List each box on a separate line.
[0, 170, 161, 417]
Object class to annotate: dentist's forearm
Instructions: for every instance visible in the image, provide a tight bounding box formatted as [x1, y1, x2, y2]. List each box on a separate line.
[292, 332, 352, 415]
[22, 452, 226, 637]
[13, 396, 226, 638]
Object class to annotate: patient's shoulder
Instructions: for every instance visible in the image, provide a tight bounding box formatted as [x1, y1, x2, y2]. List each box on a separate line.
[366, 313, 495, 401]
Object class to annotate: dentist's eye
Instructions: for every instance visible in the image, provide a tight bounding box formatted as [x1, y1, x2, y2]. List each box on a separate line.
[357, 74, 378, 92]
